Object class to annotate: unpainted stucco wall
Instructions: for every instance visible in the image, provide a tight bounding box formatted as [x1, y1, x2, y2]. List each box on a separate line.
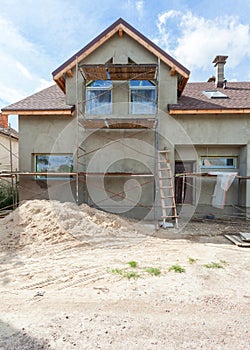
[18, 114, 78, 202]
[173, 114, 250, 210]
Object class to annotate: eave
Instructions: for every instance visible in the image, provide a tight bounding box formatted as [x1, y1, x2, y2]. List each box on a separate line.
[1, 109, 74, 116]
[169, 108, 250, 115]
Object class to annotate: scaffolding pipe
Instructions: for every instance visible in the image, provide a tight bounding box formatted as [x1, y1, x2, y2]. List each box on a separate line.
[8, 124, 16, 209]
[75, 56, 79, 204]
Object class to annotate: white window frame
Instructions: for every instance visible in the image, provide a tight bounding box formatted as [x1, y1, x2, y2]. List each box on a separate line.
[129, 80, 156, 114]
[34, 154, 74, 180]
[85, 80, 112, 115]
[200, 156, 237, 169]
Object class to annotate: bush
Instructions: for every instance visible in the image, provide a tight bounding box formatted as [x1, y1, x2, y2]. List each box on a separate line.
[0, 182, 18, 210]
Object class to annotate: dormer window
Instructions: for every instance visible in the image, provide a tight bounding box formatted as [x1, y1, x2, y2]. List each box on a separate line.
[86, 80, 112, 114]
[130, 80, 156, 114]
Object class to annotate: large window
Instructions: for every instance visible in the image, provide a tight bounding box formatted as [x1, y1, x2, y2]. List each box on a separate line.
[200, 156, 237, 169]
[35, 154, 73, 179]
[86, 80, 112, 114]
[130, 80, 156, 114]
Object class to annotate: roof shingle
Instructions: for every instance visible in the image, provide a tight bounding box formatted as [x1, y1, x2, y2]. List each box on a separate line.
[169, 82, 250, 112]
[2, 85, 73, 112]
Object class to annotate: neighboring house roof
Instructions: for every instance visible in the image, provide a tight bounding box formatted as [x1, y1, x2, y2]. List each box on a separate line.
[169, 82, 250, 114]
[1, 85, 74, 115]
[0, 127, 19, 140]
[52, 18, 190, 95]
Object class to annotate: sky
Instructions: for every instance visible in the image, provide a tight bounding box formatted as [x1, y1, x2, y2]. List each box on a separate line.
[0, 0, 250, 130]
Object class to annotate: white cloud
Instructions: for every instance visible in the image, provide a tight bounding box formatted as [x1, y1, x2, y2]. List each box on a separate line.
[35, 79, 54, 93]
[154, 11, 250, 79]
[0, 15, 54, 108]
[16, 61, 33, 80]
[135, 1, 144, 19]
[123, 0, 145, 20]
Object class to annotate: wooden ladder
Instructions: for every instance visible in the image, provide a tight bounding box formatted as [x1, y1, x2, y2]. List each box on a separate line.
[158, 150, 178, 228]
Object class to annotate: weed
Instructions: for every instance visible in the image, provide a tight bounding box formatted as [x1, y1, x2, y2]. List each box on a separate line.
[107, 268, 123, 276]
[107, 267, 140, 280]
[188, 257, 197, 264]
[204, 261, 225, 269]
[127, 261, 137, 268]
[123, 271, 140, 280]
[145, 267, 161, 276]
[168, 264, 185, 273]
[219, 259, 228, 266]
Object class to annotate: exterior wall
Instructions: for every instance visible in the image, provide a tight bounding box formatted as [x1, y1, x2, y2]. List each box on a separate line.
[18, 114, 78, 202]
[172, 113, 250, 214]
[0, 133, 18, 172]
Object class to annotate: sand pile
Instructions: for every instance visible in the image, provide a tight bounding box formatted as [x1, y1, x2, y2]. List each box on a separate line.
[0, 200, 147, 250]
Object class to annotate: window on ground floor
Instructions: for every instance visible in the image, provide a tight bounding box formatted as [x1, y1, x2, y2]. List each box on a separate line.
[34, 154, 74, 179]
[200, 156, 237, 169]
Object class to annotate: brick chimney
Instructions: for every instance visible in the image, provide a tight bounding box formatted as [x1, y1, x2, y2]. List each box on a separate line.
[213, 55, 228, 88]
[0, 113, 8, 129]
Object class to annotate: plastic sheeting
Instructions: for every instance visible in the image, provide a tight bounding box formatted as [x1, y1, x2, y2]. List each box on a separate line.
[209, 172, 238, 209]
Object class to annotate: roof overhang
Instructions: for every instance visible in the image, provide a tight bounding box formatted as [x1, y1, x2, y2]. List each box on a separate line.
[1, 109, 74, 116]
[52, 18, 190, 93]
[80, 63, 158, 81]
[169, 108, 250, 115]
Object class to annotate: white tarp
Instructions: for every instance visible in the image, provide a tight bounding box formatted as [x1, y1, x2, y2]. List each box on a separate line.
[209, 172, 238, 209]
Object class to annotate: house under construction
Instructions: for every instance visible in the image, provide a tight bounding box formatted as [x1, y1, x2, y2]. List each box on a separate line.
[1, 18, 250, 223]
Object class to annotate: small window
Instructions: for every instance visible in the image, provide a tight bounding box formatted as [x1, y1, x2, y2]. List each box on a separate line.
[200, 157, 237, 169]
[86, 80, 112, 114]
[35, 154, 73, 180]
[130, 80, 156, 114]
[203, 90, 228, 99]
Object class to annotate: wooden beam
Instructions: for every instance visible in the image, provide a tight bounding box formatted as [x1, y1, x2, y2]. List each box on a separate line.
[169, 108, 250, 115]
[118, 28, 123, 38]
[55, 77, 66, 93]
[170, 67, 176, 76]
[67, 69, 73, 78]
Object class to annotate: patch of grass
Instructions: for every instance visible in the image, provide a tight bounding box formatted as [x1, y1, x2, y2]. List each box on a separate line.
[204, 261, 225, 269]
[107, 267, 140, 280]
[219, 259, 228, 266]
[168, 264, 185, 273]
[145, 267, 161, 276]
[123, 271, 140, 280]
[127, 261, 137, 268]
[107, 268, 124, 276]
[188, 257, 197, 264]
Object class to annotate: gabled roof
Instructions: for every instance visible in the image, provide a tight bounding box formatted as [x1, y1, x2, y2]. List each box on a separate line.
[168, 82, 250, 115]
[52, 18, 190, 94]
[1, 85, 74, 115]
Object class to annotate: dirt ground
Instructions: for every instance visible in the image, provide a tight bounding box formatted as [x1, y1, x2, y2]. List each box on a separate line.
[0, 201, 249, 350]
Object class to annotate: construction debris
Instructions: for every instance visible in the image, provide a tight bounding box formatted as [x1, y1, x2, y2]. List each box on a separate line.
[224, 234, 250, 247]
